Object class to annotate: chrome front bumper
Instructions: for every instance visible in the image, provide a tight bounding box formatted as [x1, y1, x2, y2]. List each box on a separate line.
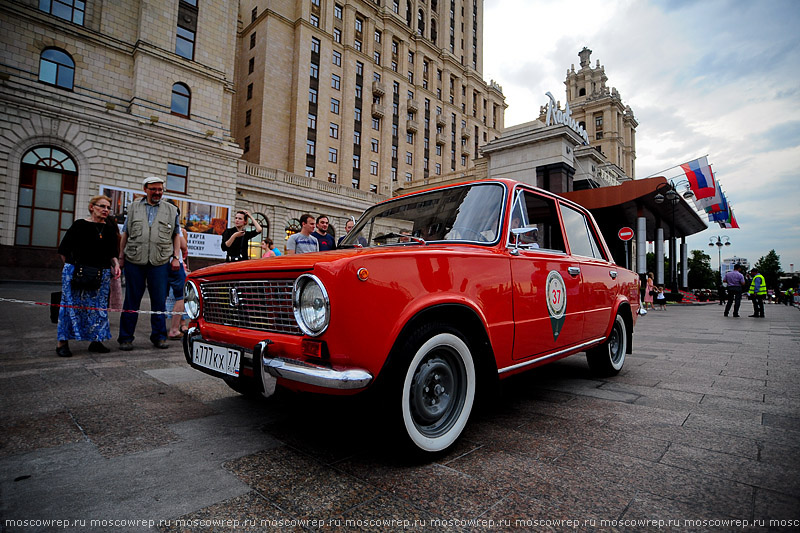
[255, 341, 373, 390]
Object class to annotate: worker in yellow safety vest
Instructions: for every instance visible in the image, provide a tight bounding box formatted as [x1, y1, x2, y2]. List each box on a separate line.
[748, 267, 766, 318]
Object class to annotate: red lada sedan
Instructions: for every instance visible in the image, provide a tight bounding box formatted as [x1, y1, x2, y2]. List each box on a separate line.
[183, 179, 640, 453]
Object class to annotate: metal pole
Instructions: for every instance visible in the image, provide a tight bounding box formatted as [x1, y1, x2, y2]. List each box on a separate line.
[671, 201, 677, 292]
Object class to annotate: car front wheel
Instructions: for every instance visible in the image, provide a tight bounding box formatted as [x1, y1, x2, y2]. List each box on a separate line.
[586, 313, 626, 376]
[399, 328, 476, 453]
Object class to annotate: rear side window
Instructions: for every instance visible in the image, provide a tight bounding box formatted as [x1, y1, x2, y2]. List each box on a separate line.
[560, 205, 605, 259]
[507, 190, 565, 252]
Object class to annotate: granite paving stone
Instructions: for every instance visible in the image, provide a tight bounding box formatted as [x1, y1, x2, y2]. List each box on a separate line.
[1, 282, 799, 531]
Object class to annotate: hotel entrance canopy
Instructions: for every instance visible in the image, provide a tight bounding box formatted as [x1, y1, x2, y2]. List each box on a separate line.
[561, 176, 708, 242]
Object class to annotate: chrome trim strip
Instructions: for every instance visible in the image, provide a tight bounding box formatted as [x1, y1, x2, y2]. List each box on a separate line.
[497, 337, 606, 375]
[261, 355, 373, 390]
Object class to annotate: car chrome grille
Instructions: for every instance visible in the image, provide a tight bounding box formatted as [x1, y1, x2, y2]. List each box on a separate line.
[200, 280, 301, 335]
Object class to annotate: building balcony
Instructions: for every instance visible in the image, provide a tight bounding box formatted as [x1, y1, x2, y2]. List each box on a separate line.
[435, 133, 446, 145]
[371, 103, 386, 118]
[460, 144, 470, 156]
[406, 119, 419, 133]
[372, 80, 386, 96]
[461, 127, 471, 139]
[407, 98, 419, 113]
[435, 113, 447, 127]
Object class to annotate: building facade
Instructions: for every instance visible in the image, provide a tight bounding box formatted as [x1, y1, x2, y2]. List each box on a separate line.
[234, 0, 506, 197]
[0, 0, 242, 278]
[722, 256, 750, 276]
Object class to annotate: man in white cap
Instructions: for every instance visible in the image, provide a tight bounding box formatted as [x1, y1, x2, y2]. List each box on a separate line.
[117, 176, 181, 350]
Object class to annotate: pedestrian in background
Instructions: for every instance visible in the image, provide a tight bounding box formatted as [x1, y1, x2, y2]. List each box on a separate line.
[748, 267, 766, 318]
[723, 264, 745, 317]
[655, 286, 667, 310]
[221, 210, 262, 261]
[338, 217, 368, 247]
[166, 227, 189, 339]
[118, 176, 182, 351]
[643, 272, 655, 311]
[261, 238, 281, 257]
[56, 195, 120, 357]
[312, 214, 336, 251]
[108, 213, 124, 310]
[286, 214, 319, 254]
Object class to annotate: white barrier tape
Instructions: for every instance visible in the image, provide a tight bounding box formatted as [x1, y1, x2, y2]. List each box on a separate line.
[0, 297, 180, 316]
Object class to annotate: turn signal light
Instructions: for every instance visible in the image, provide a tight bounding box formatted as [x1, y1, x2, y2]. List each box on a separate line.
[301, 339, 327, 359]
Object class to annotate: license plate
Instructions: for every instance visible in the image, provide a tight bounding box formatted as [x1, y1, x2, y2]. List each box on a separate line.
[192, 341, 241, 377]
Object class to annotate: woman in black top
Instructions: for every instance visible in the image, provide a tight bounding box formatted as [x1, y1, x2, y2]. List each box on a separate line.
[221, 210, 262, 261]
[56, 195, 121, 357]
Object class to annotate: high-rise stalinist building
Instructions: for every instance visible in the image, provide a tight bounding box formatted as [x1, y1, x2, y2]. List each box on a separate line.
[0, 0, 506, 277]
[235, 0, 506, 197]
[559, 47, 637, 182]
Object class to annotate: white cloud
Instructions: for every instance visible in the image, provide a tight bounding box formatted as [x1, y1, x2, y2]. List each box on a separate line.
[484, 0, 800, 272]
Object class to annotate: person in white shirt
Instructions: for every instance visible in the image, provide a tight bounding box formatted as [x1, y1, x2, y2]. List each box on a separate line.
[286, 214, 319, 254]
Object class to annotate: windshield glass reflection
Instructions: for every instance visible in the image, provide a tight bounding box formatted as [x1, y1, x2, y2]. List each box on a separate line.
[340, 183, 505, 247]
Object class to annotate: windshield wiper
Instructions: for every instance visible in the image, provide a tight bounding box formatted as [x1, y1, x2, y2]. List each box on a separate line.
[372, 232, 427, 245]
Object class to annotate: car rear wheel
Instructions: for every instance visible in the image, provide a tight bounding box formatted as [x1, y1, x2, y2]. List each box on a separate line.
[397, 327, 476, 453]
[586, 313, 626, 376]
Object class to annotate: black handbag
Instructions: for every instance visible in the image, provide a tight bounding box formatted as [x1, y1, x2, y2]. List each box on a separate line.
[71, 265, 103, 291]
[50, 291, 61, 324]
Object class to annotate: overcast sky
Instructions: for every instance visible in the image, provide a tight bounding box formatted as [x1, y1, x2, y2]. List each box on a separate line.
[483, 0, 800, 274]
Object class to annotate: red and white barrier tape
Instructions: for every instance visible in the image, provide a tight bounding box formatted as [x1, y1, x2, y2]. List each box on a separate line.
[0, 297, 179, 316]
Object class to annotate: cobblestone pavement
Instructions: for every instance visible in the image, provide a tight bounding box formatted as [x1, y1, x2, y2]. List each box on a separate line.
[1, 281, 798, 532]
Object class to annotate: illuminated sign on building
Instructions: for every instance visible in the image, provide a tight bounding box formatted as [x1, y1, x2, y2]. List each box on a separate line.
[544, 91, 590, 145]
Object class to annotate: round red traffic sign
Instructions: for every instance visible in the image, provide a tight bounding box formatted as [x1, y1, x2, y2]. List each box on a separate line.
[618, 227, 634, 241]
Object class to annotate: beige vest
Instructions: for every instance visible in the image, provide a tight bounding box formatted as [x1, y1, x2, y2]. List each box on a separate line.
[124, 199, 177, 265]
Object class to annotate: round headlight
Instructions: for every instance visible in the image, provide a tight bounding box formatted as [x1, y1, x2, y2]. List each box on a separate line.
[292, 274, 330, 336]
[184, 280, 200, 320]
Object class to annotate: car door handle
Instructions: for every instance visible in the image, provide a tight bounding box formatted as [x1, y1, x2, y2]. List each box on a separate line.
[568, 266, 581, 276]
[609, 270, 618, 279]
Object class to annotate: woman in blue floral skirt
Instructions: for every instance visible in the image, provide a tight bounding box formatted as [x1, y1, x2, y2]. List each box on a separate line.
[56, 195, 121, 357]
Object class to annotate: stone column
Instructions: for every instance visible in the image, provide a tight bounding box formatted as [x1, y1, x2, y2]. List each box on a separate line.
[655, 227, 664, 285]
[636, 216, 647, 274]
[681, 238, 688, 289]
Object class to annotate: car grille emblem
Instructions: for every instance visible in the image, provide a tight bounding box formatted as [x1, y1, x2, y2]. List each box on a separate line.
[229, 287, 240, 307]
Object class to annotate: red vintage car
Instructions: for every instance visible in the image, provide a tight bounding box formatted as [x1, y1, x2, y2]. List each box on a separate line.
[183, 179, 640, 453]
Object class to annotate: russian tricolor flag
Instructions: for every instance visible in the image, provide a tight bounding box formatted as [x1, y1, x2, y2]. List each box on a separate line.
[681, 156, 716, 200]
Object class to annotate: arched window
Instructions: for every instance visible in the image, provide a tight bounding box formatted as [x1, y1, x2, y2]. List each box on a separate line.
[246, 213, 271, 259]
[579, 88, 586, 96]
[39, 48, 75, 90]
[16, 146, 78, 248]
[418, 10, 425, 35]
[430, 19, 437, 44]
[171, 82, 191, 117]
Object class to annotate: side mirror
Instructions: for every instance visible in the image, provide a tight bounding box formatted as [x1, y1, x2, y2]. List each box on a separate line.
[511, 226, 538, 250]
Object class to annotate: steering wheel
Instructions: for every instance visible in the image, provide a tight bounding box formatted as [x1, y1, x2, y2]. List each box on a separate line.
[449, 226, 489, 242]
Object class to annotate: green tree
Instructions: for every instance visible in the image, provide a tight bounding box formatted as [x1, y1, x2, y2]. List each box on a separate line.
[687, 249, 716, 289]
[754, 250, 782, 290]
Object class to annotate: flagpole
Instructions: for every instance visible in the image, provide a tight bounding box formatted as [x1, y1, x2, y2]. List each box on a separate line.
[640, 154, 709, 179]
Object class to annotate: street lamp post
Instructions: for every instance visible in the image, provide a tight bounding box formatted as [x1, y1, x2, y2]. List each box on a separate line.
[655, 181, 694, 292]
[709, 235, 731, 279]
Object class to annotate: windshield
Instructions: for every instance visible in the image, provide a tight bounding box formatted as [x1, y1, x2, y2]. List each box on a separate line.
[340, 182, 506, 247]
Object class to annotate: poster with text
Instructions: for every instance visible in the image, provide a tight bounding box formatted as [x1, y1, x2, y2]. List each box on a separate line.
[101, 185, 229, 259]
